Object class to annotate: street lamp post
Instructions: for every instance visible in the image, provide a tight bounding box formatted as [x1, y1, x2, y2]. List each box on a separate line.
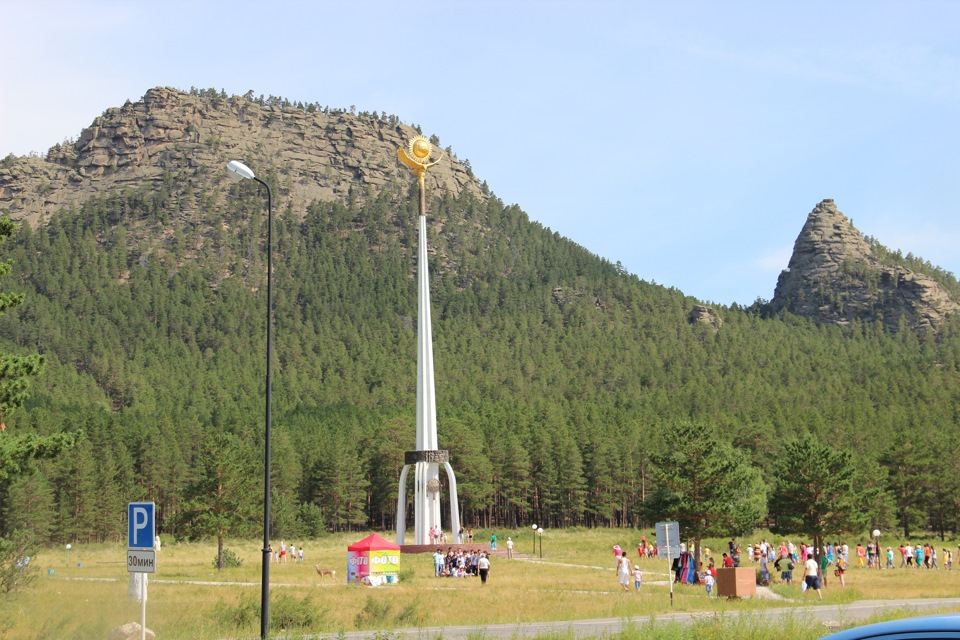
[873, 528, 881, 570]
[226, 160, 274, 640]
[538, 527, 544, 559]
[532, 524, 537, 556]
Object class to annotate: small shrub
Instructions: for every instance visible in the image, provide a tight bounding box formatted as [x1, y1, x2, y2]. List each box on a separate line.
[212, 548, 243, 570]
[355, 595, 392, 629]
[271, 592, 324, 630]
[213, 595, 258, 629]
[394, 601, 423, 627]
[397, 566, 415, 583]
[214, 593, 324, 633]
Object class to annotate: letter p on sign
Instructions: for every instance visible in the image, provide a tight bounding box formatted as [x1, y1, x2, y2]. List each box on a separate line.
[128, 502, 155, 549]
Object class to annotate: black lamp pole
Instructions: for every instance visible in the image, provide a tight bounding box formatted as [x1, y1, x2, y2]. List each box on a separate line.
[259, 175, 273, 640]
[225, 161, 274, 639]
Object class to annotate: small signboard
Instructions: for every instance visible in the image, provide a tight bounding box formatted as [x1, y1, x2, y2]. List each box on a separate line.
[128, 502, 155, 550]
[127, 549, 157, 573]
[655, 521, 681, 559]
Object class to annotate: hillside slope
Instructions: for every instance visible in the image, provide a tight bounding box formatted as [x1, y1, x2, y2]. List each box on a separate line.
[0, 89, 958, 542]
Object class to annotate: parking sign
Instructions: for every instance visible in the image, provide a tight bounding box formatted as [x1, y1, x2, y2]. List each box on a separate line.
[128, 502, 155, 549]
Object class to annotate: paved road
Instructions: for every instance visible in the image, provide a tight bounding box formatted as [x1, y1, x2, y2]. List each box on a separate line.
[281, 597, 960, 640]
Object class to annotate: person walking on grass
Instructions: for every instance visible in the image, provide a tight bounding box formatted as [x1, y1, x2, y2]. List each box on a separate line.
[703, 570, 715, 596]
[478, 553, 490, 584]
[618, 552, 632, 592]
[835, 554, 847, 587]
[633, 564, 643, 592]
[804, 553, 823, 600]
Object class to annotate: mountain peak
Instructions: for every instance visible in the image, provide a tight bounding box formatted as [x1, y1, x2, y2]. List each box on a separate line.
[770, 199, 960, 332]
[1, 86, 483, 226]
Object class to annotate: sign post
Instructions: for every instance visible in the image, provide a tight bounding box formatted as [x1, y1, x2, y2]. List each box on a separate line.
[656, 521, 680, 606]
[128, 502, 155, 640]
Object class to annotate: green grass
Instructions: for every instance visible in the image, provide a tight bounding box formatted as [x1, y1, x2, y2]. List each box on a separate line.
[2, 528, 958, 639]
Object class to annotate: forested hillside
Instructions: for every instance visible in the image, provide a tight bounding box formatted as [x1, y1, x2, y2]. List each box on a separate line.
[0, 89, 959, 547]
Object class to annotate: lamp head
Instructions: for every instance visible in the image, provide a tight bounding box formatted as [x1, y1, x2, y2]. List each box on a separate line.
[226, 160, 256, 181]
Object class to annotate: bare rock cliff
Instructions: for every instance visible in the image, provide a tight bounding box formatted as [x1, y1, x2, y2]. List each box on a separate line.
[0, 87, 482, 225]
[770, 199, 960, 332]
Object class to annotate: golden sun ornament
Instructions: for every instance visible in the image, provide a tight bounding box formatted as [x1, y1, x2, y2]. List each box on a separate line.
[410, 135, 432, 161]
[398, 134, 444, 177]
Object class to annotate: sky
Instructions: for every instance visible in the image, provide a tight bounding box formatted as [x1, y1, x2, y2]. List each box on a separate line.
[2, 0, 958, 305]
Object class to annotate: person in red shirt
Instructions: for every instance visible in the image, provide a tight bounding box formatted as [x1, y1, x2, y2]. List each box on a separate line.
[722, 552, 734, 568]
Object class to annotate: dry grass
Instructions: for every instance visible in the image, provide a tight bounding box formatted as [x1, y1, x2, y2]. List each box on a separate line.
[2, 529, 959, 639]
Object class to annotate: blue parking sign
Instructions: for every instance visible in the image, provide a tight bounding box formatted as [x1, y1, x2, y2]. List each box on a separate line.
[128, 502, 155, 549]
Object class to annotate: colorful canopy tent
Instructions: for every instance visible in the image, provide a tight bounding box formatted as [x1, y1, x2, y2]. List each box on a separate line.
[347, 533, 401, 585]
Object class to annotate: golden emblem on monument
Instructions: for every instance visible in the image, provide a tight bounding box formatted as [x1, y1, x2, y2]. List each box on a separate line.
[398, 134, 444, 178]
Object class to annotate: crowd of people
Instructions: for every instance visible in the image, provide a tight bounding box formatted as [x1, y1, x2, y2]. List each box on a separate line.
[612, 535, 958, 599]
[736, 539, 956, 575]
[432, 547, 492, 583]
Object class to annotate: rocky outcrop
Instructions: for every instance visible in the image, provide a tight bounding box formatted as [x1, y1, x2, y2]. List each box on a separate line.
[770, 199, 960, 333]
[0, 87, 482, 226]
[687, 304, 722, 330]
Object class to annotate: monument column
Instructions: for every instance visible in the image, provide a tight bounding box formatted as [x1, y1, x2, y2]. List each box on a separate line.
[395, 136, 461, 546]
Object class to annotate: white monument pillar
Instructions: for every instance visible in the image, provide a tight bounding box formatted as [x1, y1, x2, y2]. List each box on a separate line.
[395, 136, 460, 546]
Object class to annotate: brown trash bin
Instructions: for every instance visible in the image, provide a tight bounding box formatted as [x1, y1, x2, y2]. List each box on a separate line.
[715, 567, 756, 597]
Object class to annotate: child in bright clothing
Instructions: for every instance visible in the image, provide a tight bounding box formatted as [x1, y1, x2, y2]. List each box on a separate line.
[633, 564, 643, 591]
[703, 572, 715, 596]
[632, 565, 642, 591]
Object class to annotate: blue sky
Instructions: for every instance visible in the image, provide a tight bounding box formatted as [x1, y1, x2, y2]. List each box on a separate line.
[2, 0, 958, 305]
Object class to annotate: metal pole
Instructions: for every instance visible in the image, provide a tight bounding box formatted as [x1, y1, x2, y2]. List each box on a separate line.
[666, 527, 674, 606]
[255, 177, 274, 640]
[141, 574, 147, 640]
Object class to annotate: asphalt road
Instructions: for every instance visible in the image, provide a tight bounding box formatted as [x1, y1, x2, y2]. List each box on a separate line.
[285, 597, 960, 640]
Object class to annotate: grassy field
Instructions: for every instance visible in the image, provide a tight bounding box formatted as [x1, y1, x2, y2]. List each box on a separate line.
[2, 529, 959, 639]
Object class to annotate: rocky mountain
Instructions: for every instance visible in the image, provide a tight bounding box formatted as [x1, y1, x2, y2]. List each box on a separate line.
[2, 89, 958, 336]
[0, 87, 482, 226]
[770, 198, 960, 332]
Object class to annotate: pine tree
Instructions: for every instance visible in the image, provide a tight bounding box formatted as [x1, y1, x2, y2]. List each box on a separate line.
[769, 436, 869, 567]
[649, 421, 767, 574]
[177, 433, 260, 570]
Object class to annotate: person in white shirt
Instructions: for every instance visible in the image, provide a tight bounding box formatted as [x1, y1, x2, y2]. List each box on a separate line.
[478, 553, 491, 584]
[804, 553, 822, 600]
